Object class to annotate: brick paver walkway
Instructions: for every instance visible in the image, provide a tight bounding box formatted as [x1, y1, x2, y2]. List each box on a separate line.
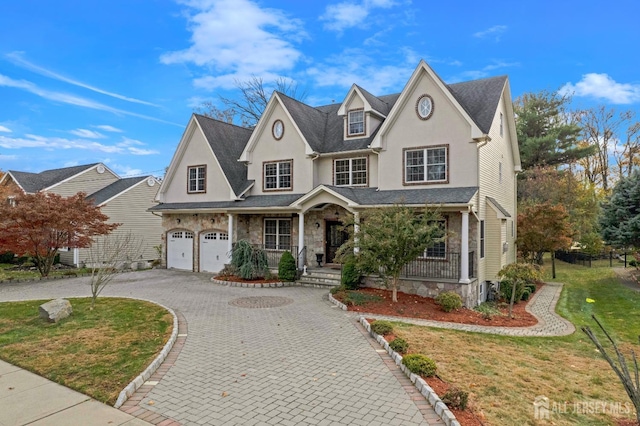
[0, 270, 443, 425]
[351, 282, 575, 337]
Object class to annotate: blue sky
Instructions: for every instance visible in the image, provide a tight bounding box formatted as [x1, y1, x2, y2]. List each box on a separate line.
[1, 0, 639, 178]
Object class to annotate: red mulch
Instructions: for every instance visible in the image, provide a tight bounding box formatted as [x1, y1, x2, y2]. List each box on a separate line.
[337, 286, 539, 327]
[617, 421, 640, 426]
[425, 376, 483, 426]
[214, 275, 281, 284]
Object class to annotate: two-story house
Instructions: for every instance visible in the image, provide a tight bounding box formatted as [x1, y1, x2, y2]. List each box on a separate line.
[151, 60, 521, 307]
[0, 163, 163, 267]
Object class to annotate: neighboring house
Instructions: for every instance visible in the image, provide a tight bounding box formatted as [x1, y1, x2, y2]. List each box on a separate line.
[151, 60, 521, 307]
[0, 163, 163, 267]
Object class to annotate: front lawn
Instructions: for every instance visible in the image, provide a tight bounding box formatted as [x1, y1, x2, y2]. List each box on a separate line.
[388, 260, 640, 425]
[0, 297, 173, 404]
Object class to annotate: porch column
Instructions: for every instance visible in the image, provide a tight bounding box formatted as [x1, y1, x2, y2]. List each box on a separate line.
[227, 214, 235, 256]
[354, 211, 360, 254]
[298, 212, 305, 267]
[459, 210, 470, 284]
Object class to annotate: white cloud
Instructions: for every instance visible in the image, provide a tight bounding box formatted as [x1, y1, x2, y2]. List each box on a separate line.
[0, 134, 124, 153]
[69, 128, 106, 139]
[321, 0, 397, 32]
[117, 137, 145, 147]
[6, 52, 159, 107]
[64, 160, 79, 167]
[161, 0, 305, 90]
[473, 25, 507, 41]
[559, 73, 640, 104]
[116, 137, 158, 155]
[107, 162, 143, 177]
[94, 125, 123, 133]
[0, 125, 11, 132]
[448, 60, 520, 82]
[0, 154, 17, 160]
[307, 49, 414, 94]
[128, 147, 159, 155]
[0, 74, 182, 127]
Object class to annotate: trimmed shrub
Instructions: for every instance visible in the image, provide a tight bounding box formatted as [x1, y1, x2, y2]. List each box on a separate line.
[341, 258, 361, 289]
[521, 289, 531, 301]
[389, 337, 409, 354]
[499, 279, 525, 303]
[442, 387, 469, 410]
[435, 291, 463, 312]
[0, 251, 14, 264]
[402, 354, 437, 377]
[278, 251, 297, 282]
[370, 320, 394, 336]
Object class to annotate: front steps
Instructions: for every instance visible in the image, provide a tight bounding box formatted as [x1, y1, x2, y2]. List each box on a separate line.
[297, 267, 342, 288]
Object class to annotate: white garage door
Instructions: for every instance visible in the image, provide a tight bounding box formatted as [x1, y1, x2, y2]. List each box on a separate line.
[167, 231, 193, 270]
[200, 232, 229, 273]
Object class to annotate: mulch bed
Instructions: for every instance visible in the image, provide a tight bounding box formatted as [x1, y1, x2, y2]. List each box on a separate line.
[338, 286, 539, 327]
[214, 275, 282, 284]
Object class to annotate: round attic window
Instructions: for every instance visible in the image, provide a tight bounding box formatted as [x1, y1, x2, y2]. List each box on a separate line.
[147, 177, 156, 187]
[416, 94, 434, 120]
[96, 165, 105, 174]
[272, 119, 284, 140]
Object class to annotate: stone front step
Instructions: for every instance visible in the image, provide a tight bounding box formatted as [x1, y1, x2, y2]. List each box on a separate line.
[297, 269, 341, 288]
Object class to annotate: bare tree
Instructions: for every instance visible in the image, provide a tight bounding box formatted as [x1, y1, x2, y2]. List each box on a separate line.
[197, 76, 308, 127]
[86, 233, 143, 309]
[613, 114, 640, 179]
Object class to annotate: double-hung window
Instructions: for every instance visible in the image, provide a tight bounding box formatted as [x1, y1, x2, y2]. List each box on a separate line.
[264, 219, 291, 250]
[188, 165, 206, 193]
[423, 219, 447, 259]
[404, 146, 448, 184]
[334, 157, 367, 186]
[348, 110, 364, 136]
[264, 160, 292, 191]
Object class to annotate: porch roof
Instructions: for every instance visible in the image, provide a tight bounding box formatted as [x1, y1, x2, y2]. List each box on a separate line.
[149, 186, 478, 213]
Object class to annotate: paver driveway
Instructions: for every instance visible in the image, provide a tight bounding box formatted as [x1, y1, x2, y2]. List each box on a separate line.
[0, 270, 442, 426]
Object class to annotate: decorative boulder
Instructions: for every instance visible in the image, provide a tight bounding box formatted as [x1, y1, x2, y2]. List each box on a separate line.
[39, 298, 73, 323]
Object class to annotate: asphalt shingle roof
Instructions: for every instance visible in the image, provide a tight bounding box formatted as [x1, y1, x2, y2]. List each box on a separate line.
[9, 163, 99, 193]
[486, 196, 512, 217]
[194, 114, 252, 197]
[448, 75, 507, 134]
[149, 193, 305, 211]
[87, 176, 148, 205]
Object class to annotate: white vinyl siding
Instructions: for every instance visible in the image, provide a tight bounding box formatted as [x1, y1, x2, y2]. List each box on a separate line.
[50, 167, 118, 197]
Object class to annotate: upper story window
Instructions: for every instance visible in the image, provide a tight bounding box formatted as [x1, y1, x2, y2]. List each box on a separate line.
[188, 165, 206, 193]
[348, 110, 365, 136]
[334, 157, 367, 186]
[264, 160, 292, 191]
[404, 145, 448, 184]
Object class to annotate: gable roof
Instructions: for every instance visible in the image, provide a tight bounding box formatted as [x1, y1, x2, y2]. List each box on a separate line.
[87, 176, 151, 205]
[486, 196, 511, 218]
[8, 163, 102, 193]
[448, 75, 507, 134]
[193, 114, 252, 197]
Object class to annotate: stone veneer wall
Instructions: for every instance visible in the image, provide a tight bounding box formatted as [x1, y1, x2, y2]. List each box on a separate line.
[362, 276, 480, 308]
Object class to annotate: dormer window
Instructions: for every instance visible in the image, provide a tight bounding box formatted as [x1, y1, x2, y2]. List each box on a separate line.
[348, 110, 365, 136]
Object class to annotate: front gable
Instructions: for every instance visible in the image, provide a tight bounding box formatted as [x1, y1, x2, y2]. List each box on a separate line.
[42, 164, 119, 197]
[157, 116, 237, 203]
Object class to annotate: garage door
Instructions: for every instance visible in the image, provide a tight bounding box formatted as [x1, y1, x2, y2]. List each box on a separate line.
[167, 231, 193, 270]
[200, 232, 229, 273]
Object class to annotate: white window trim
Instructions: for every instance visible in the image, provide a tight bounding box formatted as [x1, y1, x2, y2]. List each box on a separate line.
[404, 146, 448, 184]
[347, 110, 365, 136]
[263, 160, 292, 191]
[264, 218, 292, 251]
[187, 165, 206, 193]
[334, 157, 368, 187]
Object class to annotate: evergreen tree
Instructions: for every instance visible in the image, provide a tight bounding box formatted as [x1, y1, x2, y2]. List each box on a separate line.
[600, 171, 640, 248]
[514, 90, 593, 169]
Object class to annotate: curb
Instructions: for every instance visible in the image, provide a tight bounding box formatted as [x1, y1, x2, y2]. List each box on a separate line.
[210, 277, 294, 288]
[359, 316, 460, 426]
[328, 292, 348, 310]
[113, 300, 179, 409]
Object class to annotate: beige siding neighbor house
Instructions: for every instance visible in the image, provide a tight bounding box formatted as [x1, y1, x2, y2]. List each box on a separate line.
[152, 60, 521, 306]
[1, 163, 163, 267]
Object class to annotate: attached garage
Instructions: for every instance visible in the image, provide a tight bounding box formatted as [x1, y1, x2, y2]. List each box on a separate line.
[167, 230, 194, 270]
[200, 231, 229, 273]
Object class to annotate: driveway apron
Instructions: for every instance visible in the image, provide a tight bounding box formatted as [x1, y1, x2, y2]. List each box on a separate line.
[0, 270, 439, 425]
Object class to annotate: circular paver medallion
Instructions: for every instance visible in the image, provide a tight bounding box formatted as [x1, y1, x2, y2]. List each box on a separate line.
[228, 296, 294, 309]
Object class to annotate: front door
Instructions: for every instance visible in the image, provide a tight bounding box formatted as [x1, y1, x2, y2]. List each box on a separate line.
[325, 221, 348, 263]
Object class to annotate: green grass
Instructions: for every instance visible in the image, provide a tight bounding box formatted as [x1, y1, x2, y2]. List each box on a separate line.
[338, 290, 384, 306]
[391, 258, 640, 425]
[0, 298, 172, 404]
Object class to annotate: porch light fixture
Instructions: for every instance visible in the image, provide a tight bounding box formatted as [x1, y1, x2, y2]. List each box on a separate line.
[315, 222, 320, 228]
[334, 211, 339, 217]
[211, 218, 215, 224]
[176, 218, 181, 224]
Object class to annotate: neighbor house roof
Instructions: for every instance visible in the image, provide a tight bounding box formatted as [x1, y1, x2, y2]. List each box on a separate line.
[87, 176, 150, 205]
[8, 163, 99, 193]
[194, 114, 252, 197]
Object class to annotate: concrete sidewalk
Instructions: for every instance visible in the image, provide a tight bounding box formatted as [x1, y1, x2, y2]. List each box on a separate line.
[0, 360, 150, 426]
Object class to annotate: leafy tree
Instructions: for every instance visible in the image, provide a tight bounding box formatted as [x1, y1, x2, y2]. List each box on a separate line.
[517, 202, 573, 264]
[0, 192, 119, 277]
[518, 166, 601, 245]
[197, 76, 307, 127]
[335, 205, 444, 302]
[514, 90, 592, 170]
[600, 171, 640, 248]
